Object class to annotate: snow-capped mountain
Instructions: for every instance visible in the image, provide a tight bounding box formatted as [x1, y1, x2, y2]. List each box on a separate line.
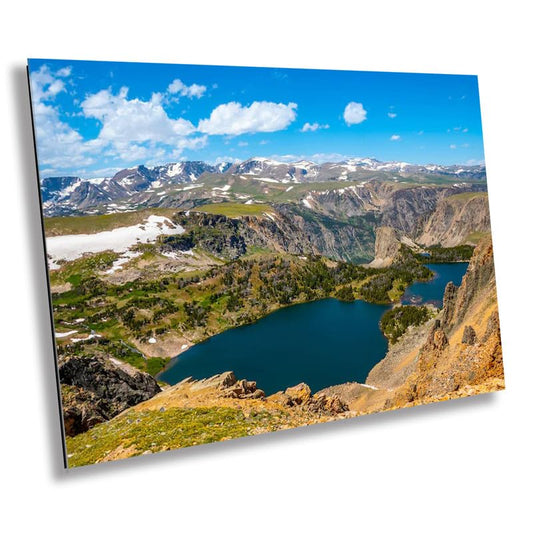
[39, 156, 486, 216]
[226, 157, 320, 182]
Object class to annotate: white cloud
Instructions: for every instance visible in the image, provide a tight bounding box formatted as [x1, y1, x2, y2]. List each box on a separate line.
[30, 65, 67, 103]
[462, 128, 469, 133]
[268, 153, 350, 163]
[213, 156, 242, 165]
[81, 88, 196, 145]
[167, 79, 206, 99]
[343, 102, 367, 125]
[30, 65, 209, 174]
[450, 144, 457, 149]
[387, 112, 397, 119]
[198, 101, 297, 135]
[301, 122, 329, 132]
[238, 141, 248, 147]
[30, 65, 96, 170]
[390, 134, 401, 141]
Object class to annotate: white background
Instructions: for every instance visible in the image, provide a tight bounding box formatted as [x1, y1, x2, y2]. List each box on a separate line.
[1, 1, 531, 531]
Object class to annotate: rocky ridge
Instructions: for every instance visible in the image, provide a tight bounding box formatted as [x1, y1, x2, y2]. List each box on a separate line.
[417, 192, 491, 247]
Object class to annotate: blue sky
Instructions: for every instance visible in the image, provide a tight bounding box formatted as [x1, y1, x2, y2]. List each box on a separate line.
[28, 59, 485, 178]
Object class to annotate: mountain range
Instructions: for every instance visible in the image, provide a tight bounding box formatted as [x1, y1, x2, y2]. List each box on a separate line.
[40, 157, 486, 217]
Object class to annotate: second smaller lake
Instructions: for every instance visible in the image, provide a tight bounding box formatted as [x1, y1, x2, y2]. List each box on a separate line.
[401, 262, 469, 307]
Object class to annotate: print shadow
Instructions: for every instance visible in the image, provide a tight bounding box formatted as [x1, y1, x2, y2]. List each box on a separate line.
[11, 64, 67, 475]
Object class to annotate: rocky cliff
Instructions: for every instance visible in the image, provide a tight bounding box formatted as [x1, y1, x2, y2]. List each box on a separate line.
[170, 208, 376, 263]
[368, 226, 401, 267]
[416, 192, 491, 247]
[59, 355, 161, 437]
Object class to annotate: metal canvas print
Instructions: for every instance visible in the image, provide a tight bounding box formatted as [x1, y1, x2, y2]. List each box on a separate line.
[28, 59, 505, 468]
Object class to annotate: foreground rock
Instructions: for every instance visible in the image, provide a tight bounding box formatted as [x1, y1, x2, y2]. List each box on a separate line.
[59, 355, 161, 436]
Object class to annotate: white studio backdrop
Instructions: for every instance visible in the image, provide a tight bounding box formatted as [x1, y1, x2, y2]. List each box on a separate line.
[1, 1, 531, 531]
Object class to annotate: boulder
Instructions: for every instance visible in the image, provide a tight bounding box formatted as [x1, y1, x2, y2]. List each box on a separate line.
[59, 355, 161, 436]
[462, 325, 477, 345]
[284, 383, 312, 405]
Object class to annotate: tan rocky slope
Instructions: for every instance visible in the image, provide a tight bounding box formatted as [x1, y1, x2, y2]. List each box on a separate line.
[417, 192, 491, 247]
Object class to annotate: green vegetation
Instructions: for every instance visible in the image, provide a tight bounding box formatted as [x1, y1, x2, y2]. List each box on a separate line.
[49, 251, 119, 287]
[464, 231, 490, 245]
[359, 247, 433, 303]
[44, 208, 177, 237]
[66, 407, 283, 467]
[444, 191, 487, 204]
[420, 244, 474, 263]
[193, 202, 275, 217]
[380, 305, 434, 343]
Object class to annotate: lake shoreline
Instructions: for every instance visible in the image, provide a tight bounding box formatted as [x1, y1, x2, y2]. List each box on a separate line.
[156, 261, 470, 386]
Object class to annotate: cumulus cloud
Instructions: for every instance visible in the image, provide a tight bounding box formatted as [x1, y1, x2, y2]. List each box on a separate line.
[30, 65, 69, 103]
[167, 78, 206, 99]
[30, 65, 96, 170]
[343, 102, 367, 125]
[268, 153, 350, 163]
[81, 88, 196, 145]
[387, 112, 397, 119]
[79, 87, 209, 165]
[390, 134, 401, 141]
[301, 122, 329, 132]
[198, 101, 297, 135]
[30, 65, 209, 174]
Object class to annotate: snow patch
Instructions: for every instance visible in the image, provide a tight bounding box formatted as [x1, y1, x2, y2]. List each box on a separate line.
[253, 177, 279, 183]
[47, 215, 184, 267]
[104, 250, 142, 274]
[55, 330, 78, 338]
[166, 163, 183, 177]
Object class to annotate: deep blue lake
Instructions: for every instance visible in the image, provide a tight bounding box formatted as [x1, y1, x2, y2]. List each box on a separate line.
[159, 262, 469, 394]
[401, 262, 469, 307]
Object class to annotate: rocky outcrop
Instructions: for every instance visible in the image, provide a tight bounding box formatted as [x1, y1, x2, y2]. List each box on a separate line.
[143, 372, 347, 418]
[462, 325, 477, 345]
[269, 383, 348, 415]
[392, 236, 503, 403]
[441, 237, 496, 330]
[368, 226, 401, 267]
[59, 355, 161, 436]
[417, 192, 491, 247]
[170, 211, 315, 260]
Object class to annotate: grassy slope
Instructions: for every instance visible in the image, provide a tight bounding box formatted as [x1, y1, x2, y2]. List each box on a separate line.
[192, 202, 275, 217]
[65, 407, 281, 467]
[44, 208, 177, 237]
